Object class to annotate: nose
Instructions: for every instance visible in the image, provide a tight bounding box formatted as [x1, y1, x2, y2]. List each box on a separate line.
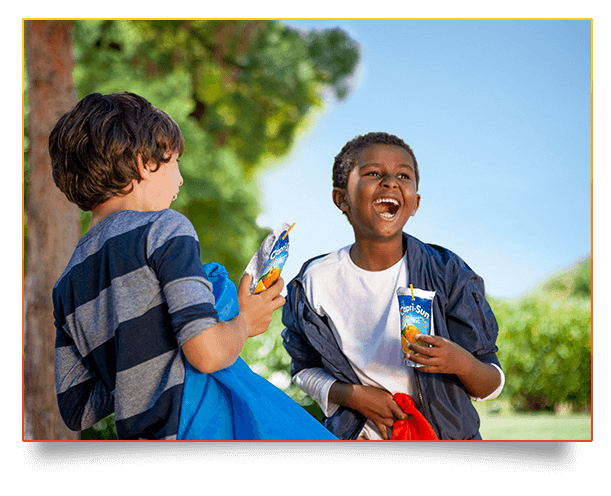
[380, 173, 398, 188]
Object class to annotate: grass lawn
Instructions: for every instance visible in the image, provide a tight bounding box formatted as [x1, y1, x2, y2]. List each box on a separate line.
[473, 401, 592, 441]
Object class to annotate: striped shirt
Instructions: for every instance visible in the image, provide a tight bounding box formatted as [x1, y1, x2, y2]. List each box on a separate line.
[53, 209, 218, 439]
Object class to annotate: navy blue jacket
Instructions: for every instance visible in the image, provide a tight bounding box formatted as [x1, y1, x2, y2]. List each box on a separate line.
[281, 232, 502, 440]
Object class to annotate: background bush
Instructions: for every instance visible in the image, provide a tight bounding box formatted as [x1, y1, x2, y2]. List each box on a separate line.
[490, 257, 591, 413]
[492, 296, 592, 411]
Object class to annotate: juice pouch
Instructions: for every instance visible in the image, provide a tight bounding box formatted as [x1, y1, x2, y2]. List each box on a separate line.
[244, 223, 294, 294]
[397, 286, 436, 368]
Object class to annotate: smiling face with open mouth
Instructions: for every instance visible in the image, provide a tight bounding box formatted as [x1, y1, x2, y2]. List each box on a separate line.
[334, 143, 421, 244]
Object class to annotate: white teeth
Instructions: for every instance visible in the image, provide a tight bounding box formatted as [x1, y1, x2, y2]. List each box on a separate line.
[373, 198, 400, 219]
[374, 198, 399, 206]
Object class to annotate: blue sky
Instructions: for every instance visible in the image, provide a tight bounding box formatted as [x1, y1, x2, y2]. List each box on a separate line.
[258, 20, 592, 299]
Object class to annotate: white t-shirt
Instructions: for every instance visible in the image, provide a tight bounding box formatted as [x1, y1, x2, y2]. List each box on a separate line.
[293, 244, 504, 440]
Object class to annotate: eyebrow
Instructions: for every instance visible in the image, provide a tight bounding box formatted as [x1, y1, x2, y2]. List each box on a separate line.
[359, 162, 415, 172]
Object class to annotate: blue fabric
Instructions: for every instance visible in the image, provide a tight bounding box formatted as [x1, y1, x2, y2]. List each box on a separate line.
[177, 262, 337, 440]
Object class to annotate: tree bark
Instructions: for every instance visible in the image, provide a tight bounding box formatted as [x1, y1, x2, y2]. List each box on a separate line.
[24, 20, 81, 440]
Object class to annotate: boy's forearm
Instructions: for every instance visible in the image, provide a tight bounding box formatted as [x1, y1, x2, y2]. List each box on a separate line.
[328, 381, 356, 409]
[182, 315, 249, 374]
[456, 357, 502, 399]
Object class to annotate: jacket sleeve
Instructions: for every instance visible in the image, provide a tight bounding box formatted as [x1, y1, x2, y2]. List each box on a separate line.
[443, 257, 501, 370]
[281, 279, 325, 376]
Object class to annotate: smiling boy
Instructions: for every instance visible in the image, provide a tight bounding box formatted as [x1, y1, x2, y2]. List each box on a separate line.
[282, 132, 504, 440]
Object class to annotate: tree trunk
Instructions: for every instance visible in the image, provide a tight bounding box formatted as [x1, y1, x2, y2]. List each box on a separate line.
[24, 20, 81, 440]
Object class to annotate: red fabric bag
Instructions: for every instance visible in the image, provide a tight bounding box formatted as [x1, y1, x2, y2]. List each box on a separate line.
[391, 393, 438, 440]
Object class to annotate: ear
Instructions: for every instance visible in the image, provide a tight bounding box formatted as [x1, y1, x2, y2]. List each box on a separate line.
[410, 194, 421, 217]
[136, 154, 151, 179]
[332, 187, 350, 214]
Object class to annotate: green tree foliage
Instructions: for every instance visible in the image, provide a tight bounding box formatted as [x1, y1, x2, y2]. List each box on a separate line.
[71, 20, 360, 283]
[540, 256, 591, 299]
[490, 256, 592, 413]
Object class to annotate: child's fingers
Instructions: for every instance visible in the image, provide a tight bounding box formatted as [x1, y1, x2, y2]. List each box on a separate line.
[374, 420, 392, 440]
[405, 350, 444, 374]
[238, 272, 253, 296]
[408, 341, 436, 356]
[266, 277, 286, 309]
[412, 364, 436, 374]
[405, 353, 435, 372]
[414, 334, 439, 345]
[261, 276, 285, 301]
[405, 349, 437, 372]
[404, 351, 425, 365]
[391, 401, 410, 421]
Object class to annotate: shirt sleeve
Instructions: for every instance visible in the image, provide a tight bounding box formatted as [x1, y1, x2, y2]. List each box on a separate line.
[293, 367, 340, 418]
[54, 319, 114, 431]
[146, 210, 219, 347]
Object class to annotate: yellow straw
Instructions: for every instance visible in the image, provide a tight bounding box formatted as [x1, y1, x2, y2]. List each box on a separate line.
[410, 284, 415, 300]
[282, 222, 296, 239]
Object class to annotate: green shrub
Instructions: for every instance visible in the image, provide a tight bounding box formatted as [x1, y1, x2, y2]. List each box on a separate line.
[490, 296, 591, 412]
[81, 415, 117, 440]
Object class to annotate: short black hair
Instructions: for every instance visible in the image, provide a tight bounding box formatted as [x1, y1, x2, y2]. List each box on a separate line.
[49, 92, 184, 211]
[332, 131, 419, 190]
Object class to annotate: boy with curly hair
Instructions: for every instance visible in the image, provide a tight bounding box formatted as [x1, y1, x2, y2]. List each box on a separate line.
[282, 132, 504, 440]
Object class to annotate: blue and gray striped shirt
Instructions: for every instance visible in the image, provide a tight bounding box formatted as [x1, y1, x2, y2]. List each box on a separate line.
[53, 209, 218, 439]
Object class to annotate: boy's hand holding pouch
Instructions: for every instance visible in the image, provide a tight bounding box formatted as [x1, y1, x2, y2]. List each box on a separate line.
[236, 272, 285, 338]
[236, 222, 293, 338]
[244, 222, 294, 294]
[406, 332, 482, 376]
[398, 285, 477, 376]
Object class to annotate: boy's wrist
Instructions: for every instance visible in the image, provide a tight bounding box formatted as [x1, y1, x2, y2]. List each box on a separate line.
[329, 381, 357, 410]
[336, 383, 370, 413]
[454, 351, 477, 380]
[233, 313, 250, 340]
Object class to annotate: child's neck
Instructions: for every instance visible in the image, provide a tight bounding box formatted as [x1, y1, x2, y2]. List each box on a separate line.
[349, 236, 405, 271]
[90, 189, 141, 229]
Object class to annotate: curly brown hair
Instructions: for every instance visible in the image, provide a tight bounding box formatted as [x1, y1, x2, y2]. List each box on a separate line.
[49, 92, 184, 211]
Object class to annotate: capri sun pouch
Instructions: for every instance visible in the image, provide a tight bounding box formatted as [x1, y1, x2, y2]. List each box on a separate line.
[397, 286, 436, 368]
[244, 223, 294, 294]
